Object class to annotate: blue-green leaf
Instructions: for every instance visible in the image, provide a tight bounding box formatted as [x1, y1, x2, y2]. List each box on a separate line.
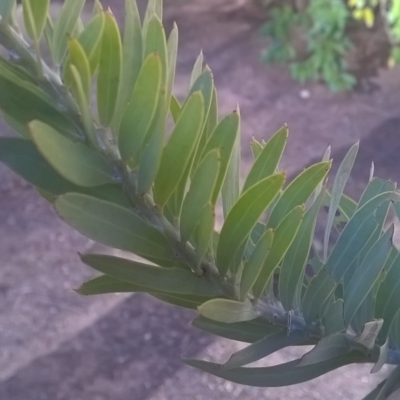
[323, 299, 345, 335]
[302, 268, 336, 324]
[323, 142, 358, 261]
[298, 333, 351, 366]
[223, 330, 306, 369]
[279, 189, 324, 311]
[0, 0, 15, 23]
[376, 249, 400, 342]
[325, 191, 399, 282]
[344, 226, 393, 325]
[185, 353, 363, 387]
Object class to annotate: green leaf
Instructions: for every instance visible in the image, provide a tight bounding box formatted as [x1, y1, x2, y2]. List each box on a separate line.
[1, 111, 29, 138]
[185, 353, 363, 387]
[359, 178, 396, 208]
[223, 330, 306, 370]
[97, 10, 122, 126]
[22, 0, 49, 41]
[81, 254, 218, 297]
[376, 250, 400, 342]
[0, 0, 15, 23]
[337, 193, 357, 221]
[298, 334, 351, 366]
[250, 138, 263, 160]
[118, 53, 162, 164]
[154, 91, 205, 207]
[77, 274, 145, 295]
[65, 38, 91, 103]
[267, 161, 331, 229]
[195, 203, 215, 263]
[137, 97, 167, 194]
[205, 87, 218, 138]
[323, 299, 345, 335]
[216, 173, 285, 276]
[202, 111, 240, 205]
[111, 0, 143, 129]
[252, 205, 304, 299]
[242, 125, 288, 193]
[390, 309, 400, 350]
[189, 70, 214, 157]
[52, 0, 85, 64]
[170, 95, 181, 123]
[180, 150, 220, 243]
[143, 0, 162, 28]
[55, 193, 173, 264]
[150, 292, 212, 310]
[0, 71, 81, 139]
[190, 51, 204, 88]
[344, 226, 393, 325]
[77, 275, 210, 309]
[0, 137, 129, 207]
[198, 299, 257, 323]
[193, 316, 280, 343]
[302, 268, 336, 324]
[166, 22, 178, 105]
[240, 229, 274, 300]
[0, 137, 77, 194]
[77, 11, 106, 74]
[222, 115, 240, 218]
[314, 145, 331, 200]
[144, 14, 167, 86]
[67, 64, 96, 144]
[279, 189, 324, 311]
[323, 142, 358, 261]
[29, 121, 114, 187]
[325, 191, 399, 282]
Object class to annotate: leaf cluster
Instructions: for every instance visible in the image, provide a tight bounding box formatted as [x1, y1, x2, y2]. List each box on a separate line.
[0, 1, 400, 397]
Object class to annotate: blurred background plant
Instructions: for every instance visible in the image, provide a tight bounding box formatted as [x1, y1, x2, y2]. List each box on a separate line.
[259, 0, 400, 91]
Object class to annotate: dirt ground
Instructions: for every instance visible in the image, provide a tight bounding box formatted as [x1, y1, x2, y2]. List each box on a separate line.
[2, 0, 400, 399]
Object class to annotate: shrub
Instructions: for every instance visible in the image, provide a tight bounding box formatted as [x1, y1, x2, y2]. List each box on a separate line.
[260, 0, 400, 92]
[0, 0, 400, 397]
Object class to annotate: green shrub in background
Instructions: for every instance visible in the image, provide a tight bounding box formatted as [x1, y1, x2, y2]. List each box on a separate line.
[0, 0, 400, 397]
[260, 0, 400, 92]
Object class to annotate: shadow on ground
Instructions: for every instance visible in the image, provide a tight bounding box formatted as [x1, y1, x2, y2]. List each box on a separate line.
[0, 295, 211, 400]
